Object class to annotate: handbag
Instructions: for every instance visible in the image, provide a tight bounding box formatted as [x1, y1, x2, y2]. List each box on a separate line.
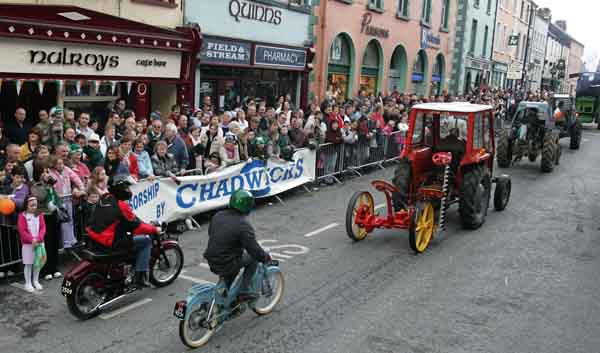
[34, 244, 47, 270]
[57, 206, 71, 223]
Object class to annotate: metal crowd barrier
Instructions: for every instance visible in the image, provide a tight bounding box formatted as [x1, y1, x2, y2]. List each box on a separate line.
[316, 130, 406, 182]
[0, 215, 21, 270]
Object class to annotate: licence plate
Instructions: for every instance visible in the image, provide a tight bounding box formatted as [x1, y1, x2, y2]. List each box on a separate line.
[173, 300, 187, 320]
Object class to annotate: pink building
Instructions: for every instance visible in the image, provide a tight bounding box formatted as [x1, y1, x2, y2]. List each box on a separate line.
[311, 0, 455, 100]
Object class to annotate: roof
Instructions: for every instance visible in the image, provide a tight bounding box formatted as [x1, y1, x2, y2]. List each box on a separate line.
[0, 4, 199, 52]
[411, 102, 494, 113]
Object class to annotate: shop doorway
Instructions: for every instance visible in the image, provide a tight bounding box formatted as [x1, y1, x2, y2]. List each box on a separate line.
[327, 33, 355, 100]
[360, 39, 382, 96]
[389, 45, 408, 94]
[412, 50, 429, 96]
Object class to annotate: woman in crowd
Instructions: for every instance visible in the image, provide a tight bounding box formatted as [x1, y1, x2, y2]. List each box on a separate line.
[219, 133, 241, 168]
[151, 140, 178, 178]
[49, 156, 84, 249]
[133, 137, 153, 179]
[100, 124, 118, 156]
[118, 136, 139, 181]
[104, 145, 129, 178]
[199, 123, 224, 159]
[19, 128, 42, 162]
[323, 120, 343, 184]
[289, 117, 308, 149]
[89, 166, 109, 195]
[68, 144, 91, 187]
[188, 125, 204, 172]
[25, 145, 50, 181]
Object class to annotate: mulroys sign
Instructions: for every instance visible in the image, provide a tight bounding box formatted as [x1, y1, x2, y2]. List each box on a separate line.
[3, 38, 181, 78]
[360, 13, 389, 39]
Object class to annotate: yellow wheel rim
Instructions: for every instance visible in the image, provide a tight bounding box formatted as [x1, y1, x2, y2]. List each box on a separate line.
[352, 192, 373, 240]
[414, 203, 435, 252]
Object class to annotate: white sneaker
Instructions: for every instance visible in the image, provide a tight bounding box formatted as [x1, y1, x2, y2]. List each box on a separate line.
[7, 271, 15, 277]
[0, 272, 5, 279]
[44, 274, 53, 281]
[24, 284, 35, 293]
[53, 272, 62, 278]
[33, 282, 43, 290]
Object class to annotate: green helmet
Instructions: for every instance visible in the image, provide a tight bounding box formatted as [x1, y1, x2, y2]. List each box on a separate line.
[229, 189, 255, 214]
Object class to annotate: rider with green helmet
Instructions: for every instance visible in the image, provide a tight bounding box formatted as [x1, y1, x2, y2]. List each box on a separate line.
[203, 189, 271, 301]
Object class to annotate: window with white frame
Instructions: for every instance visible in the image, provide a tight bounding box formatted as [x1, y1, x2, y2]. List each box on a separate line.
[397, 0, 409, 17]
[421, 0, 432, 24]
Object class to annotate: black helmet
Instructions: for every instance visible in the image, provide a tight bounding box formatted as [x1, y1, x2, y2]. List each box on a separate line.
[108, 174, 135, 201]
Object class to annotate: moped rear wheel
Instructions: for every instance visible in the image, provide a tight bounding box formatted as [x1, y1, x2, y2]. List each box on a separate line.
[179, 302, 218, 348]
[252, 271, 285, 315]
[149, 244, 184, 287]
[66, 272, 105, 320]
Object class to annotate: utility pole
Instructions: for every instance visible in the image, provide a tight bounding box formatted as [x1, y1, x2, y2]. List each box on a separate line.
[521, 2, 536, 93]
[489, 0, 500, 88]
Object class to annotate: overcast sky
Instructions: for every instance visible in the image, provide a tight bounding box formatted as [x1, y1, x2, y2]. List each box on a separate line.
[536, 0, 598, 70]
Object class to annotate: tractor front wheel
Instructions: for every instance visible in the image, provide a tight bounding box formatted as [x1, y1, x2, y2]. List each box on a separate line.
[408, 202, 436, 254]
[541, 132, 556, 173]
[496, 130, 512, 168]
[459, 165, 491, 230]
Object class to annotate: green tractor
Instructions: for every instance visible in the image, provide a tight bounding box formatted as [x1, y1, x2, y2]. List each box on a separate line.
[572, 72, 600, 128]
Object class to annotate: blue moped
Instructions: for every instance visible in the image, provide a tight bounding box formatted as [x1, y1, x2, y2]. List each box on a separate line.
[174, 261, 284, 348]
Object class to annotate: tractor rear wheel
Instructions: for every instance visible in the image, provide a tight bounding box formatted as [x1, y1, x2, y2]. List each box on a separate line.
[570, 121, 582, 150]
[541, 132, 556, 173]
[496, 130, 511, 168]
[392, 158, 411, 211]
[459, 165, 491, 230]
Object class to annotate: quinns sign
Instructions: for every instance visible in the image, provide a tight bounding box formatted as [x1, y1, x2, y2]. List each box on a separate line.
[128, 148, 316, 223]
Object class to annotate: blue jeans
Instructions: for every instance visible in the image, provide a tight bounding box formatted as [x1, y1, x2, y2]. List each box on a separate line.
[133, 235, 152, 272]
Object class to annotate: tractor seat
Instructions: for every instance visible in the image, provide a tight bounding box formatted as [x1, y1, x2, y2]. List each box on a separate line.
[79, 248, 131, 263]
[372, 180, 401, 194]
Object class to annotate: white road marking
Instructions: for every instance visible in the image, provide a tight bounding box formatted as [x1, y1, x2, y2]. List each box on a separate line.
[270, 252, 292, 259]
[504, 276, 508, 287]
[179, 274, 211, 285]
[10, 282, 43, 295]
[99, 298, 153, 320]
[304, 223, 339, 237]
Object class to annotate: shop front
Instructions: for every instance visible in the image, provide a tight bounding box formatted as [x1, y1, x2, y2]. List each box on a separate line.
[187, 0, 312, 110]
[0, 4, 200, 127]
[463, 57, 491, 94]
[492, 62, 508, 90]
[198, 36, 307, 110]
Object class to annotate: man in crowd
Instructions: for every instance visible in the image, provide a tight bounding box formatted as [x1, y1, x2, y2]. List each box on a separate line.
[77, 112, 94, 141]
[164, 123, 189, 174]
[8, 108, 31, 145]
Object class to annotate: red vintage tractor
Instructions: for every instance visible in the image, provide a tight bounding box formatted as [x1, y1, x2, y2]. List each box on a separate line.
[346, 103, 511, 253]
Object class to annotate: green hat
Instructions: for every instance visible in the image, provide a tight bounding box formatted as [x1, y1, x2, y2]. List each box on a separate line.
[69, 143, 82, 155]
[49, 106, 63, 116]
[229, 189, 255, 214]
[253, 136, 267, 145]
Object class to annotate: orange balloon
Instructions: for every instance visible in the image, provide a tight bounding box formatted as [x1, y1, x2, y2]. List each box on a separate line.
[0, 198, 16, 216]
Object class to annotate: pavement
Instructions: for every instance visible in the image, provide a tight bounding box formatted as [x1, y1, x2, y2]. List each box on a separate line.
[2, 127, 600, 353]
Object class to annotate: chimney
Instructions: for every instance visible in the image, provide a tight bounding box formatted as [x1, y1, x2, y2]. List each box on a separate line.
[556, 20, 567, 32]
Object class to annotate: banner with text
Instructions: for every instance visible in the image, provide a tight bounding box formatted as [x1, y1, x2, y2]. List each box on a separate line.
[128, 148, 316, 223]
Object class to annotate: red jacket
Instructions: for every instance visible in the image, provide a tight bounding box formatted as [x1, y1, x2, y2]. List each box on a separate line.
[87, 193, 157, 248]
[17, 212, 46, 244]
[327, 113, 344, 129]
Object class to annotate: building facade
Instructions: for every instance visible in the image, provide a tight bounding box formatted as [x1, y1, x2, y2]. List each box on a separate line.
[451, 0, 498, 95]
[491, 0, 515, 89]
[527, 8, 549, 92]
[186, 0, 313, 110]
[567, 38, 585, 95]
[542, 22, 570, 92]
[311, 0, 455, 100]
[0, 2, 200, 127]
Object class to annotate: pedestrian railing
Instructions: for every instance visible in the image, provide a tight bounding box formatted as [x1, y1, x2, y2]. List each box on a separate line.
[0, 215, 21, 270]
[317, 131, 405, 182]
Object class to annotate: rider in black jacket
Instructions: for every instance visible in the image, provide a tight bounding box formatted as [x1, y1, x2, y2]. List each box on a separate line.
[204, 189, 271, 301]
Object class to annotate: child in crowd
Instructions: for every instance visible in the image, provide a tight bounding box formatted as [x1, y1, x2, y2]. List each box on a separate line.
[17, 196, 46, 292]
[81, 186, 101, 244]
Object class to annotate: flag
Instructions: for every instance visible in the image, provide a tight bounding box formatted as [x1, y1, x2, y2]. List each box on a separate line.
[127, 81, 134, 95]
[94, 80, 101, 95]
[38, 79, 45, 95]
[16, 79, 23, 96]
[56, 80, 64, 94]
[76, 80, 82, 95]
[111, 80, 117, 95]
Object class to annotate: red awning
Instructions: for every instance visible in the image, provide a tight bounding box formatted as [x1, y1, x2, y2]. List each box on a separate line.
[0, 4, 199, 52]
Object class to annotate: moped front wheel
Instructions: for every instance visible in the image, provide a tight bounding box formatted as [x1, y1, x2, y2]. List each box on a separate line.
[179, 302, 218, 348]
[252, 271, 285, 315]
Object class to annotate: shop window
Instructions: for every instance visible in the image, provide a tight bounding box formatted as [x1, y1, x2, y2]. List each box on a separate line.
[361, 40, 381, 96]
[412, 51, 426, 82]
[469, 19, 478, 55]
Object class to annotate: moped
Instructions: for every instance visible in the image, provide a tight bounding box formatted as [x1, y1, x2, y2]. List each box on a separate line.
[174, 260, 284, 348]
